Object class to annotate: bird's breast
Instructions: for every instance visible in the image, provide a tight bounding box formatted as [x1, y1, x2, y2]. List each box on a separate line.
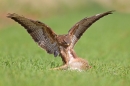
[67, 50, 75, 64]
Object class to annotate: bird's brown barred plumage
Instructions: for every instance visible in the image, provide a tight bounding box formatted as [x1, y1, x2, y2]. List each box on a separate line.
[7, 11, 114, 71]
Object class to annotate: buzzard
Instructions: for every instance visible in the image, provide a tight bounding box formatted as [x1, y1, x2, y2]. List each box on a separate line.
[7, 11, 113, 71]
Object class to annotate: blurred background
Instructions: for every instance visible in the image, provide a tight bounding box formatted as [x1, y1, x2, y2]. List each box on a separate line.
[0, 0, 130, 29]
[0, 0, 130, 86]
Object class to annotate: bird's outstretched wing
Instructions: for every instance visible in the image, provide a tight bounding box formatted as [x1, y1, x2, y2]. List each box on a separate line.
[68, 11, 114, 48]
[7, 13, 60, 57]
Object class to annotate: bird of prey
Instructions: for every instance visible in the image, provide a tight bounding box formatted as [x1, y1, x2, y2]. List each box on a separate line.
[7, 11, 113, 71]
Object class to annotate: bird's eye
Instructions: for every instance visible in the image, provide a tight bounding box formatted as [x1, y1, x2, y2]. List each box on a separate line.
[36, 21, 41, 24]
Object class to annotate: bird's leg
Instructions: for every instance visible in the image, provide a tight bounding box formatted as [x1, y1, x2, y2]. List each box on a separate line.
[70, 49, 78, 59]
[59, 46, 69, 64]
[51, 46, 69, 70]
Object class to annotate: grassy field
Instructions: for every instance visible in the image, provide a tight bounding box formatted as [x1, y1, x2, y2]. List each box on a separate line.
[0, 8, 130, 86]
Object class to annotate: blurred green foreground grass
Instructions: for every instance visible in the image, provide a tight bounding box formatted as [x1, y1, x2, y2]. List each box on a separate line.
[0, 8, 130, 86]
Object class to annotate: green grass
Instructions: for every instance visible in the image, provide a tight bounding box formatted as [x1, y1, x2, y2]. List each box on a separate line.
[0, 8, 130, 86]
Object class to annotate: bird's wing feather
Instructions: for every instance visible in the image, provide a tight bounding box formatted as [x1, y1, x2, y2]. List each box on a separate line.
[7, 13, 60, 57]
[68, 11, 114, 48]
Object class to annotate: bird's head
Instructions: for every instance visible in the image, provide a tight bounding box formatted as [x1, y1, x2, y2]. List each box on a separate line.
[57, 35, 71, 48]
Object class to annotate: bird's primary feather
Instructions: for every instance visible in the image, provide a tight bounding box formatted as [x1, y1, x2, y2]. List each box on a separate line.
[68, 10, 114, 48]
[7, 13, 60, 57]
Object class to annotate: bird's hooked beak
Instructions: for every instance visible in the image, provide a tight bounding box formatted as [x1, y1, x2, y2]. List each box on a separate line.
[63, 40, 70, 46]
[66, 43, 70, 46]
